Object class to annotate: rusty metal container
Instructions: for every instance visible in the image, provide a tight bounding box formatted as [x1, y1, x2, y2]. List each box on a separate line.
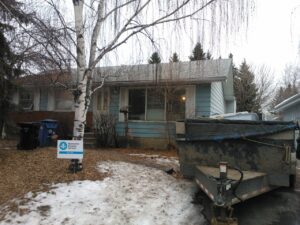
[176, 119, 297, 187]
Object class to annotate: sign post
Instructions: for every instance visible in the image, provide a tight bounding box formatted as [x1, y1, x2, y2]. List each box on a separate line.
[57, 140, 83, 173]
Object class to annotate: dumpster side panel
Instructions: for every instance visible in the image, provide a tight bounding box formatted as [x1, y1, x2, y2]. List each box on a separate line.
[178, 139, 292, 180]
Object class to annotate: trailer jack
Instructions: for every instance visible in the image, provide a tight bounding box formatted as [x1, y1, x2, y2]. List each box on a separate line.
[211, 206, 238, 225]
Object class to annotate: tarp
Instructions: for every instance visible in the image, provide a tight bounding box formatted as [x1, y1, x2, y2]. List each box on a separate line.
[182, 119, 298, 141]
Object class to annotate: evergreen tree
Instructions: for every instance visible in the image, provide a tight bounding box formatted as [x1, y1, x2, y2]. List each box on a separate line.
[148, 52, 161, 64]
[272, 84, 298, 107]
[189, 42, 206, 61]
[234, 60, 260, 113]
[206, 51, 212, 60]
[229, 53, 238, 78]
[0, 1, 30, 136]
[170, 52, 180, 62]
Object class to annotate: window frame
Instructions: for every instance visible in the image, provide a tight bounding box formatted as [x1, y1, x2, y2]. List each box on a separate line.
[96, 88, 110, 113]
[19, 89, 34, 111]
[55, 89, 74, 111]
[127, 86, 186, 122]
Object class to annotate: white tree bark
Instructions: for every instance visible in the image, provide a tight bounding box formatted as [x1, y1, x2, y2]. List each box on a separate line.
[73, 0, 87, 140]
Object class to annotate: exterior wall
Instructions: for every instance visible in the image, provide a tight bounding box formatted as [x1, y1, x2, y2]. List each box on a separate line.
[210, 81, 225, 115]
[280, 104, 300, 121]
[39, 89, 48, 111]
[109, 87, 120, 119]
[225, 99, 236, 114]
[116, 121, 175, 138]
[195, 84, 211, 117]
[10, 111, 93, 132]
[33, 88, 40, 111]
[11, 90, 19, 105]
[114, 85, 194, 149]
[186, 85, 196, 118]
[116, 121, 176, 149]
[47, 88, 55, 111]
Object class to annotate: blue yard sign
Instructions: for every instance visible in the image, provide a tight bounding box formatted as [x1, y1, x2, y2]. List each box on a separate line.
[57, 140, 83, 159]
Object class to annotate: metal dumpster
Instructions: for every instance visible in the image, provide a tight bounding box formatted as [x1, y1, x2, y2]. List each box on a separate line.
[39, 119, 58, 147]
[176, 119, 298, 224]
[17, 122, 40, 150]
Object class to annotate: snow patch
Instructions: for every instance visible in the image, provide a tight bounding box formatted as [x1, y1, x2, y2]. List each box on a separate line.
[0, 161, 204, 225]
[128, 154, 179, 170]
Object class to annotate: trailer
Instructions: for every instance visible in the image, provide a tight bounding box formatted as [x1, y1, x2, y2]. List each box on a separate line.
[176, 119, 298, 225]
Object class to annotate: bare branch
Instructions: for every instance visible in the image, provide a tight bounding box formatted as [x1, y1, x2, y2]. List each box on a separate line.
[92, 77, 105, 94]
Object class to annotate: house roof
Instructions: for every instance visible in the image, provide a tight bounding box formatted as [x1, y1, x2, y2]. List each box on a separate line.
[95, 59, 232, 85]
[15, 72, 71, 87]
[15, 59, 232, 87]
[274, 93, 300, 112]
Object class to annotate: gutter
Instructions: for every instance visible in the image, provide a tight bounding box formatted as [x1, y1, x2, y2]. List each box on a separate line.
[274, 93, 300, 112]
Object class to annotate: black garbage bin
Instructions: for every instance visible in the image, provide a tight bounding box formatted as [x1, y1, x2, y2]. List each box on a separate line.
[39, 119, 58, 147]
[17, 122, 40, 150]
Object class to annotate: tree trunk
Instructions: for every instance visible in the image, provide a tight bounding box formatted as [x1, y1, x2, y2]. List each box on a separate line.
[73, 0, 87, 141]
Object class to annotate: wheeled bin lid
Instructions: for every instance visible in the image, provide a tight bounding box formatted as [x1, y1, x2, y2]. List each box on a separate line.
[40, 119, 58, 129]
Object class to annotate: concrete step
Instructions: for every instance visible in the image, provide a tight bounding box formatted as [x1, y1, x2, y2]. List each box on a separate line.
[83, 132, 96, 149]
[84, 132, 95, 138]
[84, 142, 96, 149]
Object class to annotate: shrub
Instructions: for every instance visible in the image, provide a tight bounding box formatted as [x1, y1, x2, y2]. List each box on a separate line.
[94, 113, 118, 147]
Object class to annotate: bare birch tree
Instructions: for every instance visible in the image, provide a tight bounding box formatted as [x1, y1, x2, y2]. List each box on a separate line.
[70, 0, 253, 141]
[4, 0, 253, 168]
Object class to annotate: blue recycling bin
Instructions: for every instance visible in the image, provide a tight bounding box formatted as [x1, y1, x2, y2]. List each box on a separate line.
[39, 119, 58, 147]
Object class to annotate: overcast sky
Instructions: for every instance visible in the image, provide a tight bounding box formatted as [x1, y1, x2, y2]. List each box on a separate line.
[45, 0, 300, 81]
[112, 0, 300, 80]
[226, 0, 300, 80]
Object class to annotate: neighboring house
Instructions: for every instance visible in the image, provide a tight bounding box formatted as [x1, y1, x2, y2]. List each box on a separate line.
[11, 59, 236, 148]
[274, 93, 300, 121]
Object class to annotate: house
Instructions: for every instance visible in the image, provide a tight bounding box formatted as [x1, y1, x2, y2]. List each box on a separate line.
[11, 59, 235, 148]
[274, 93, 300, 121]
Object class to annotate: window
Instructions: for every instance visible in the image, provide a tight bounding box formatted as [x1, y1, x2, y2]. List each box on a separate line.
[166, 89, 186, 121]
[128, 89, 145, 120]
[127, 87, 186, 121]
[146, 88, 165, 121]
[39, 89, 48, 111]
[55, 90, 73, 111]
[97, 89, 109, 112]
[19, 90, 33, 110]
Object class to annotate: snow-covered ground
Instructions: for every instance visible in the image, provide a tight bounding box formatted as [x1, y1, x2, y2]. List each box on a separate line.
[0, 161, 205, 225]
[129, 154, 180, 171]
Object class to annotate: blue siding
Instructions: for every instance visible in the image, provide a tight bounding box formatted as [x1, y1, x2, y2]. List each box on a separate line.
[210, 82, 225, 115]
[116, 122, 175, 138]
[109, 88, 119, 118]
[195, 84, 211, 117]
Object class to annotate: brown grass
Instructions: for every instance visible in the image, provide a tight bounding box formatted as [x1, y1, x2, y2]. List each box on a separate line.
[0, 146, 178, 206]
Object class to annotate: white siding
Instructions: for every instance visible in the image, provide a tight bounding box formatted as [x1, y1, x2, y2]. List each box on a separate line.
[47, 88, 55, 111]
[185, 85, 196, 118]
[33, 88, 40, 111]
[225, 99, 236, 114]
[210, 82, 225, 115]
[12, 90, 19, 105]
[119, 87, 128, 122]
[281, 104, 300, 121]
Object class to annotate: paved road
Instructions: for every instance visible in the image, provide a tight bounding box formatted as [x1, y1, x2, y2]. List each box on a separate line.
[234, 187, 300, 225]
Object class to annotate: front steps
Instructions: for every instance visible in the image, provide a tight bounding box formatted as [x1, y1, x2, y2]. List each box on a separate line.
[84, 132, 96, 149]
